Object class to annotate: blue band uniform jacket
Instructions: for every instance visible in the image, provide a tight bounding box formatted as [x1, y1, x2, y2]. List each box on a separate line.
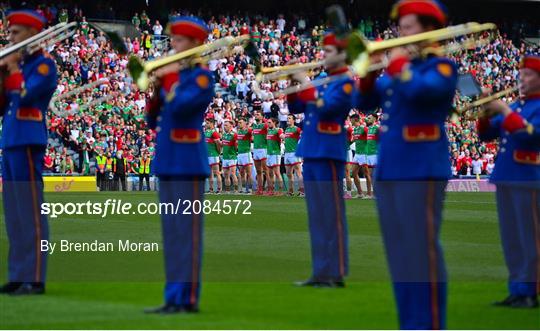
[1, 51, 57, 148]
[287, 71, 354, 161]
[478, 96, 540, 188]
[146, 66, 215, 176]
[356, 55, 458, 180]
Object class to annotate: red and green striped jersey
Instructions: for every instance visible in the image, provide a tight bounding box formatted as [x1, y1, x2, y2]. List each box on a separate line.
[251, 31, 261, 43]
[366, 125, 379, 156]
[284, 126, 301, 153]
[205, 129, 220, 157]
[346, 126, 353, 150]
[266, 128, 283, 155]
[221, 131, 238, 160]
[353, 125, 367, 155]
[252, 122, 268, 149]
[237, 128, 252, 154]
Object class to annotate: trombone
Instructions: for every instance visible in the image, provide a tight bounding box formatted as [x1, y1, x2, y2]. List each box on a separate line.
[0, 21, 127, 59]
[128, 34, 252, 91]
[256, 22, 495, 86]
[0, 22, 78, 59]
[347, 22, 497, 77]
[257, 53, 347, 82]
[51, 77, 111, 103]
[260, 37, 491, 97]
[49, 74, 125, 115]
[450, 86, 520, 122]
[460, 86, 520, 113]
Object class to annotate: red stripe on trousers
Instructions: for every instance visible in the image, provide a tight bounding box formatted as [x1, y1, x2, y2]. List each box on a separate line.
[426, 181, 440, 330]
[330, 161, 345, 277]
[532, 190, 540, 295]
[190, 177, 200, 305]
[27, 147, 42, 282]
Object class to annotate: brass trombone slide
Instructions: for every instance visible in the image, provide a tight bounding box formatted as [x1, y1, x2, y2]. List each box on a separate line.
[263, 38, 490, 97]
[0, 22, 78, 59]
[458, 86, 519, 114]
[348, 22, 497, 77]
[128, 34, 251, 91]
[257, 53, 347, 82]
[449, 86, 519, 123]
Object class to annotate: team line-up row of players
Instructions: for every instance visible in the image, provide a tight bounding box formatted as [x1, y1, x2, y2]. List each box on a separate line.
[203, 110, 379, 197]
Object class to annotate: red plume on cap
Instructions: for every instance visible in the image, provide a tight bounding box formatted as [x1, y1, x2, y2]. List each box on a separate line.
[520, 55, 540, 73]
[167, 16, 209, 43]
[323, 32, 347, 49]
[390, 0, 447, 26]
[7, 10, 46, 32]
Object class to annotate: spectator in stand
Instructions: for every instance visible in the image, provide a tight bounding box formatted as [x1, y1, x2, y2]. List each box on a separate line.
[277, 97, 289, 129]
[262, 96, 273, 118]
[239, 79, 250, 100]
[132, 13, 140, 30]
[61, 155, 75, 174]
[58, 8, 68, 23]
[44, 152, 54, 174]
[152, 20, 163, 38]
[459, 158, 472, 176]
[472, 154, 484, 177]
[486, 158, 495, 175]
[140, 18, 152, 33]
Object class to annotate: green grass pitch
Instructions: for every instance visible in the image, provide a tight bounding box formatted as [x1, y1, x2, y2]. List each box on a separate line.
[1, 192, 539, 329]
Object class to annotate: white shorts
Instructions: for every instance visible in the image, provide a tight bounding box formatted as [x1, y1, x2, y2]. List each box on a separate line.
[367, 155, 377, 167]
[353, 154, 367, 166]
[266, 154, 281, 168]
[346, 150, 354, 164]
[284, 152, 301, 166]
[222, 159, 237, 169]
[208, 156, 220, 166]
[253, 148, 267, 161]
[237, 152, 253, 167]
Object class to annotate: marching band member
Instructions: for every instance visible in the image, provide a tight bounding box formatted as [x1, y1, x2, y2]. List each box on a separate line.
[144, 16, 214, 314]
[356, 0, 457, 328]
[0, 10, 57, 296]
[288, 31, 353, 287]
[478, 53, 540, 309]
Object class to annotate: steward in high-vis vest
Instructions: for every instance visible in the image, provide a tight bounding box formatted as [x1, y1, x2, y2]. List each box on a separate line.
[138, 152, 151, 191]
[95, 151, 107, 191]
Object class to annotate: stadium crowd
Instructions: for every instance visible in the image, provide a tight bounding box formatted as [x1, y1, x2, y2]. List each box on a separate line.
[0, 3, 538, 192]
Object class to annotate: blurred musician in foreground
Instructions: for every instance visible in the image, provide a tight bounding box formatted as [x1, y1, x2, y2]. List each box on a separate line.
[478, 54, 540, 309]
[144, 16, 214, 314]
[288, 31, 353, 287]
[0, 10, 57, 296]
[356, 0, 457, 328]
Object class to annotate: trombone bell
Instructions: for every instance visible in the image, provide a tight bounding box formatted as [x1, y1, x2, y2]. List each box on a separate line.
[127, 56, 149, 91]
[346, 31, 369, 65]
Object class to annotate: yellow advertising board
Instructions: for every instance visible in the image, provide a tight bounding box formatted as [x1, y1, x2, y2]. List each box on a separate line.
[0, 176, 97, 193]
[44, 176, 97, 192]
